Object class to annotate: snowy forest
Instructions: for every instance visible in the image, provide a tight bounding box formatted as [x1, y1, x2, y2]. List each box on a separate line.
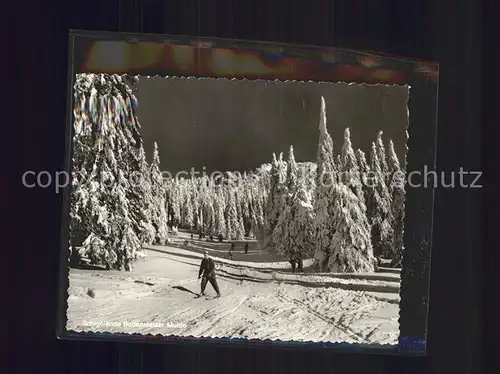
[69, 74, 406, 274]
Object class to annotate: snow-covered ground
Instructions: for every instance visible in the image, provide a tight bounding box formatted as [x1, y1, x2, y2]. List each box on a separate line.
[67, 244, 401, 345]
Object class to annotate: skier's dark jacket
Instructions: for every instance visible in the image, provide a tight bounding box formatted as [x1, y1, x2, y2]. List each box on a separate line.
[199, 257, 216, 278]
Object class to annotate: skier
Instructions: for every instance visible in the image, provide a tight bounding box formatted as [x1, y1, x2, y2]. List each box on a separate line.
[289, 257, 297, 273]
[218, 233, 223, 242]
[244, 242, 249, 254]
[228, 242, 235, 260]
[198, 251, 221, 298]
[296, 253, 304, 273]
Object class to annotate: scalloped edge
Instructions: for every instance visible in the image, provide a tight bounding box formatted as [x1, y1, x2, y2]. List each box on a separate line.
[63, 329, 401, 352]
[139, 74, 411, 89]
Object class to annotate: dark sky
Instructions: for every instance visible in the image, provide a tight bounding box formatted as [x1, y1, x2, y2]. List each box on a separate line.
[136, 77, 409, 174]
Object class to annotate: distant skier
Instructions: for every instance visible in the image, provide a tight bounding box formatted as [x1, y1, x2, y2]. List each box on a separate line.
[198, 251, 221, 298]
[289, 258, 297, 273]
[296, 253, 304, 273]
[228, 243, 235, 260]
[218, 233, 223, 242]
[244, 242, 249, 254]
[191, 233, 194, 240]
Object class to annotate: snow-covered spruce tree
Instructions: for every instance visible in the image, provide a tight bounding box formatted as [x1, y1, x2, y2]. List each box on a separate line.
[387, 139, 406, 267]
[224, 188, 235, 239]
[204, 180, 216, 235]
[355, 149, 371, 199]
[214, 187, 226, 237]
[131, 145, 156, 245]
[169, 181, 182, 228]
[328, 183, 377, 272]
[288, 187, 316, 259]
[272, 146, 297, 255]
[245, 186, 256, 238]
[70, 73, 145, 270]
[164, 179, 173, 226]
[341, 128, 365, 203]
[313, 96, 338, 271]
[106, 170, 143, 270]
[286, 145, 299, 192]
[366, 142, 394, 259]
[336, 154, 342, 173]
[196, 177, 209, 233]
[234, 191, 246, 239]
[233, 186, 246, 237]
[191, 180, 199, 231]
[182, 183, 195, 230]
[375, 130, 389, 179]
[262, 153, 288, 249]
[150, 142, 169, 244]
[225, 189, 245, 240]
[390, 169, 405, 267]
[240, 180, 253, 236]
[273, 147, 315, 260]
[298, 162, 317, 200]
[176, 181, 184, 225]
[356, 149, 370, 176]
[387, 139, 402, 184]
[195, 179, 204, 232]
[68, 170, 88, 266]
[249, 181, 265, 241]
[206, 202, 216, 235]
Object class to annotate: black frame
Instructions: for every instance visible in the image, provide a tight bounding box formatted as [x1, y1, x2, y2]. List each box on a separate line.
[56, 30, 439, 356]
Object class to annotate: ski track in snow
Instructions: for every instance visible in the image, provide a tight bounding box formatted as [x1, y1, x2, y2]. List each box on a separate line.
[67, 244, 400, 344]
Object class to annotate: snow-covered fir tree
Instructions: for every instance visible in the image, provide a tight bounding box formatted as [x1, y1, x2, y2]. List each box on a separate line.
[272, 146, 296, 254]
[182, 183, 195, 230]
[286, 145, 299, 192]
[356, 149, 370, 176]
[233, 187, 246, 237]
[341, 128, 365, 203]
[249, 182, 265, 241]
[70, 73, 145, 270]
[273, 185, 315, 261]
[262, 152, 288, 249]
[387, 139, 402, 186]
[150, 142, 169, 244]
[241, 183, 253, 236]
[105, 170, 143, 270]
[390, 169, 405, 267]
[214, 187, 226, 237]
[224, 189, 244, 240]
[366, 142, 394, 259]
[273, 146, 315, 260]
[235, 194, 246, 239]
[387, 139, 405, 266]
[196, 176, 210, 233]
[132, 145, 156, 245]
[355, 149, 371, 199]
[169, 181, 182, 227]
[328, 183, 377, 272]
[205, 197, 216, 235]
[336, 154, 342, 173]
[313, 97, 338, 271]
[375, 130, 389, 178]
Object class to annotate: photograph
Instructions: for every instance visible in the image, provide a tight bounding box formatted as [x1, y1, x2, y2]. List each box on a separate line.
[65, 73, 409, 345]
